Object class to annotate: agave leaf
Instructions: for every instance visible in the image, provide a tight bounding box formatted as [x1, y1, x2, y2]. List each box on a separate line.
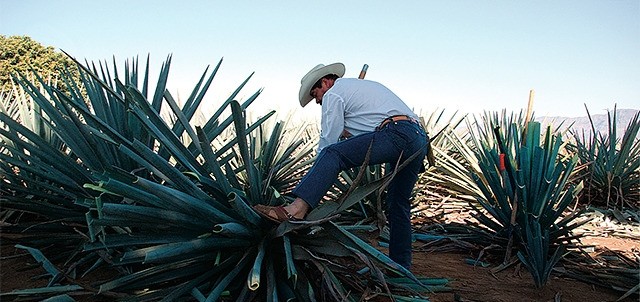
[100, 203, 207, 230]
[150, 54, 172, 112]
[212, 222, 254, 238]
[294, 234, 353, 258]
[41, 294, 76, 302]
[212, 109, 276, 160]
[0, 285, 83, 297]
[53, 91, 138, 165]
[64, 50, 123, 103]
[127, 139, 212, 200]
[306, 176, 390, 221]
[283, 235, 298, 284]
[163, 90, 202, 154]
[115, 237, 250, 265]
[225, 161, 242, 189]
[325, 222, 423, 284]
[199, 72, 254, 136]
[318, 261, 354, 302]
[276, 279, 296, 302]
[230, 100, 261, 201]
[617, 284, 640, 302]
[343, 244, 394, 298]
[116, 143, 173, 185]
[201, 251, 252, 302]
[228, 192, 263, 227]
[123, 83, 205, 176]
[89, 177, 171, 210]
[84, 233, 189, 251]
[180, 59, 221, 122]
[158, 254, 241, 302]
[247, 238, 267, 291]
[131, 175, 236, 222]
[2, 194, 80, 215]
[15, 245, 63, 287]
[292, 245, 352, 302]
[266, 256, 279, 302]
[99, 254, 211, 293]
[274, 215, 340, 237]
[195, 126, 233, 193]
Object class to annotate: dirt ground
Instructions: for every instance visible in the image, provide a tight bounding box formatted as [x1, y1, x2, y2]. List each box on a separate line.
[409, 235, 640, 302]
[1, 235, 637, 302]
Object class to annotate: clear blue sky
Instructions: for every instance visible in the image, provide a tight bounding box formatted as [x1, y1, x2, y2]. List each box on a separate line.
[1, 1, 638, 119]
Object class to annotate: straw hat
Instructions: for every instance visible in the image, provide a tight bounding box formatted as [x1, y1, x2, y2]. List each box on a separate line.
[298, 63, 345, 107]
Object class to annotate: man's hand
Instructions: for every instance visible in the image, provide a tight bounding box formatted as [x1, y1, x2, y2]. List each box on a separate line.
[339, 129, 352, 140]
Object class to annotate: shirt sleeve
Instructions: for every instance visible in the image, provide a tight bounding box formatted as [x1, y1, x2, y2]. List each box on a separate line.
[318, 92, 345, 153]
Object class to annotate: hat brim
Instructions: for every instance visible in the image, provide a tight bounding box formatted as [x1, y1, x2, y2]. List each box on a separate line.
[298, 63, 345, 107]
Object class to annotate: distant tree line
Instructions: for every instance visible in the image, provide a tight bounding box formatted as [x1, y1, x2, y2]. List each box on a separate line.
[0, 35, 80, 97]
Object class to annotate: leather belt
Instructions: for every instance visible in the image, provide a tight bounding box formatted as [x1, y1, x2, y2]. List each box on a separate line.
[376, 115, 418, 130]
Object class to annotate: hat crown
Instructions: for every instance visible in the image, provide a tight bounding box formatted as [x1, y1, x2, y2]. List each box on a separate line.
[301, 64, 327, 85]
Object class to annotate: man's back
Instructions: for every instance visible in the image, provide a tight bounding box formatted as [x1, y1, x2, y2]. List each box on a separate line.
[321, 78, 417, 139]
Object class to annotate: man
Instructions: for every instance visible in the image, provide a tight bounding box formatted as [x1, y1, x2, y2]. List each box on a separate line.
[255, 63, 428, 269]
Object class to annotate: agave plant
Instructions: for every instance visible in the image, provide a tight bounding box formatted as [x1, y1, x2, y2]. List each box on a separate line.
[1, 73, 95, 255]
[1, 54, 445, 301]
[0, 74, 67, 205]
[467, 117, 585, 287]
[569, 105, 640, 209]
[236, 112, 318, 204]
[413, 110, 471, 209]
[419, 110, 538, 209]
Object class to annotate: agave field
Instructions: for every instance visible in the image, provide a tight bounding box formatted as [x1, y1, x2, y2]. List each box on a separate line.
[0, 54, 638, 301]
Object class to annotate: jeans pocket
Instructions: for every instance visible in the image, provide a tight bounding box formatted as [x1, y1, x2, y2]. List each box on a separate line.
[389, 123, 424, 150]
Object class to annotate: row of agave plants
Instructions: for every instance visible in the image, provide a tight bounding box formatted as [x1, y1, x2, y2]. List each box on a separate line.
[418, 106, 638, 295]
[1, 54, 639, 300]
[415, 103, 639, 297]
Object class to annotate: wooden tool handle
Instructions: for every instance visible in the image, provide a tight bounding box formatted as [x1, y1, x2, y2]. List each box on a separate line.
[358, 64, 369, 79]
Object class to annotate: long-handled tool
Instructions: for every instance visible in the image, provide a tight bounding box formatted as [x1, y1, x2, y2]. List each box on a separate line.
[358, 64, 369, 79]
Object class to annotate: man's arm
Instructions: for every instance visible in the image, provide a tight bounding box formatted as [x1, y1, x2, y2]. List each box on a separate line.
[318, 92, 345, 153]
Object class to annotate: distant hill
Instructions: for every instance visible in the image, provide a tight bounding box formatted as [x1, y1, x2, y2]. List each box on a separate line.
[535, 108, 638, 139]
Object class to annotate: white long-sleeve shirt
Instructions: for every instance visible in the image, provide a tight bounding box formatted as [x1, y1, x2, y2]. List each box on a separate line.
[318, 78, 418, 153]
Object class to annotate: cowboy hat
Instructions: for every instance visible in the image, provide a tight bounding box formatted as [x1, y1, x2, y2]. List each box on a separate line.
[298, 62, 345, 107]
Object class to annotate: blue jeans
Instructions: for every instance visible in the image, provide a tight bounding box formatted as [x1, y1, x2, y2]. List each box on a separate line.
[292, 120, 428, 269]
